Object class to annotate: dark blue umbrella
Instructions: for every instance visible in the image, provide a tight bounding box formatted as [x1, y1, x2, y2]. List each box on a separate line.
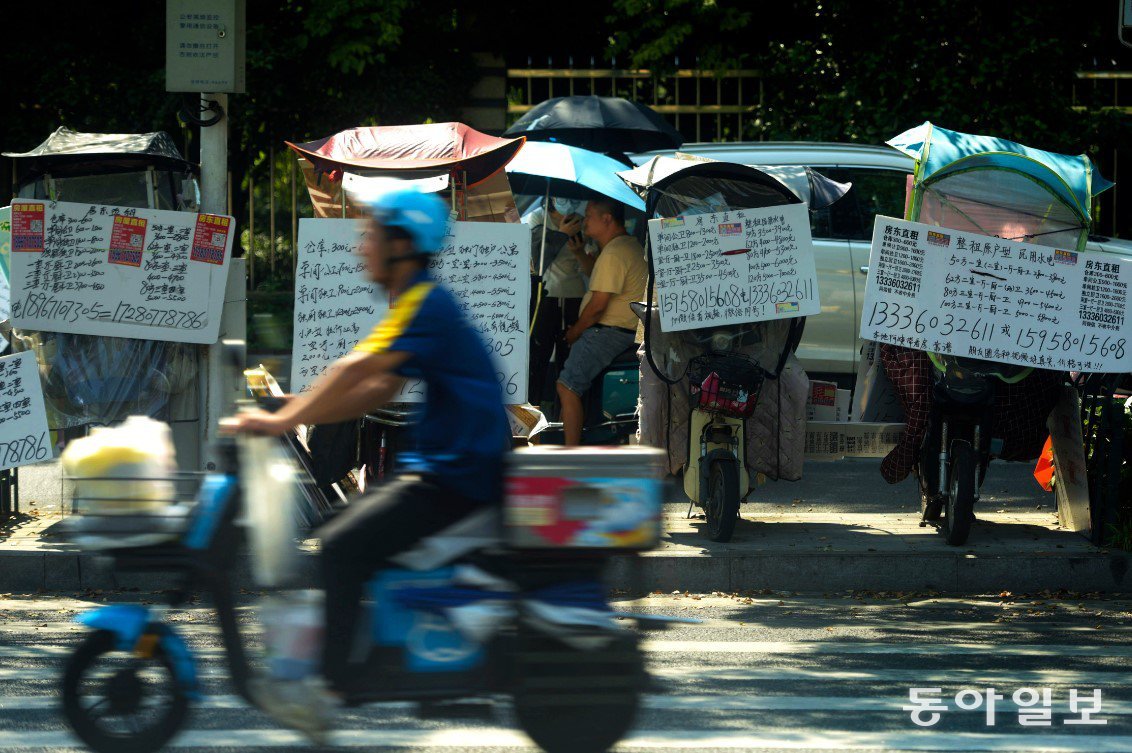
[504, 96, 683, 154]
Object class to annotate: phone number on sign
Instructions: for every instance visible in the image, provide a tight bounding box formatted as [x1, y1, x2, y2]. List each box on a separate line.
[111, 302, 206, 330]
[660, 279, 814, 315]
[0, 433, 50, 467]
[866, 302, 1127, 360]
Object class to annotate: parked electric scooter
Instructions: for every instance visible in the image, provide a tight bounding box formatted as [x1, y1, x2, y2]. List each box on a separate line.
[623, 156, 846, 542]
[886, 122, 1114, 546]
[917, 355, 1031, 544]
[59, 348, 661, 753]
[675, 320, 804, 541]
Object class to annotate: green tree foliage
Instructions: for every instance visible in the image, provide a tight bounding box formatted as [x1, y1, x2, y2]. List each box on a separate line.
[605, 0, 1131, 155]
[5, 2, 477, 170]
[607, 0, 755, 72]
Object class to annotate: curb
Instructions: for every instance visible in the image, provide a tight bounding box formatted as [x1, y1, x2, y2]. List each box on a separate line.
[4, 549, 1131, 596]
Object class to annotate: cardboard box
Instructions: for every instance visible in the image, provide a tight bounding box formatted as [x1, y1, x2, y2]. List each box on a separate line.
[806, 381, 852, 422]
[804, 422, 906, 459]
[505, 446, 666, 550]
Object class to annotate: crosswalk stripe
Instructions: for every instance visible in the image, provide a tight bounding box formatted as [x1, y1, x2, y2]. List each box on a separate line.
[642, 640, 1132, 657]
[650, 665, 1132, 685]
[4, 638, 1132, 660]
[0, 727, 1127, 751]
[0, 663, 1126, 686]
[3, 692, 1132, 716]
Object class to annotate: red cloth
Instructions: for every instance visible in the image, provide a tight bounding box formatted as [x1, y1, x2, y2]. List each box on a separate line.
[878, 344, 1063, 484]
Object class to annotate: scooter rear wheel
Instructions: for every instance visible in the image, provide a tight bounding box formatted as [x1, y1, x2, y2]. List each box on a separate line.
[944, 441, 977, 546]
[512, 622, 643, 753]
[704, 460, 740, 542]
[62, 630, 190, 753]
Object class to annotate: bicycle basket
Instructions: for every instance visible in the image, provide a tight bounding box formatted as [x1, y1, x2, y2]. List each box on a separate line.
[687, 353, 765, 418]
[62, 472, 205, 551]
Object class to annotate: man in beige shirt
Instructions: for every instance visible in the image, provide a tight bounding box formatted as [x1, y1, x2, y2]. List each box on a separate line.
[556, 198, 648, 445]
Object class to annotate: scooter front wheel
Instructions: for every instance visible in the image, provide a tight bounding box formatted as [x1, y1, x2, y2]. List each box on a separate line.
[944, 441, 977, 546]
[62, 629, 190, 753]
[704, 460, 740, 542]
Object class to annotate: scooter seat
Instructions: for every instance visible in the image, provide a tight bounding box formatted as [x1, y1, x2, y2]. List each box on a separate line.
[611, 344, 640, 366]
[389, 507, 501, 571]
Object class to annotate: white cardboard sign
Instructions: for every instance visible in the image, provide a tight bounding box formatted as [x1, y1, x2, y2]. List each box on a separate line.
[8, 200, 233, 344]
[648, 203, 820, 332]
[290, 219, 530, 403]
[860, 216, 1131, 373]
[0, 351, 52, 471]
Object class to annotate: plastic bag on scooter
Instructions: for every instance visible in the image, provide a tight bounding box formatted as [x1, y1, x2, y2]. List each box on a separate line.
[238, 434, 300, 587]
[259, 590, 324, 680]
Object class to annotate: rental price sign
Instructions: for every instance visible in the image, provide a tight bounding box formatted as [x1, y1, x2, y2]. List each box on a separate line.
[0, 351, 52, 471]
[648, 203, 820, 332]
[8, 200, 234, 344]
[290, 219, 530, 403]
[860, 216, 1131, 372]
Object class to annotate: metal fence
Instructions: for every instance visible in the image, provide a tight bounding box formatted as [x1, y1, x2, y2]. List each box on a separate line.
[506, 66, 765, 144]
[1073, 71, 1131, 239]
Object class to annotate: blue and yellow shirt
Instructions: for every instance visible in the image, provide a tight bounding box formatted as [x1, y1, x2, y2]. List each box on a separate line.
[354, 269, 510, 503]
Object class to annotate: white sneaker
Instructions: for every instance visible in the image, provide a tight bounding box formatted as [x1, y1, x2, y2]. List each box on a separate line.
[249, 675, 338, 746]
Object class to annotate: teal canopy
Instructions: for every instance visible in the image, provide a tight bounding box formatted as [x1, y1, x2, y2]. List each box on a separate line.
[887, 122, 1112, 225]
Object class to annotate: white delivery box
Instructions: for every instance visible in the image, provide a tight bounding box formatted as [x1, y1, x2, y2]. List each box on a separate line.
[505, 446, 665, 550]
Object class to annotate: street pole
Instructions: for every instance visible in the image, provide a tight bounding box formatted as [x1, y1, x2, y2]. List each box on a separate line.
[198, 93, 245, 470]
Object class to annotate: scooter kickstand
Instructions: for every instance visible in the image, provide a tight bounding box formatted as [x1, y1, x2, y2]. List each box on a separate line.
[686, 498, 695, 519]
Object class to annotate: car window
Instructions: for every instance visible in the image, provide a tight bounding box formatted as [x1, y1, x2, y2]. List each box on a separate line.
[811, 168, 909, 241]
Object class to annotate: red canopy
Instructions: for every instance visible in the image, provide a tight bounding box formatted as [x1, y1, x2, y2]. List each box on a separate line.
[285, 122, 523, 187]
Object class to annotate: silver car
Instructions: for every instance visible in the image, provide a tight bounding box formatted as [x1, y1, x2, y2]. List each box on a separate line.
[632, 142, 1132, 381]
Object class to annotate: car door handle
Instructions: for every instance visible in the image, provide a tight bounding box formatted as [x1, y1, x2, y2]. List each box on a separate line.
[859, 266, 869, 275]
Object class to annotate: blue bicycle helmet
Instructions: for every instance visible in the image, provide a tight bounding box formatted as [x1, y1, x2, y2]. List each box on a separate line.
[367, 187, 451, 254]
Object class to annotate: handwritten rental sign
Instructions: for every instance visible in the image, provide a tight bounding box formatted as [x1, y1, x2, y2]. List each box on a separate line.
[290, 219, 530, 403]
[648, 203, 820, 332]
[860, 216, 1131, 373]
[8, 200, 233, 344]
[0, 351, 52, 471]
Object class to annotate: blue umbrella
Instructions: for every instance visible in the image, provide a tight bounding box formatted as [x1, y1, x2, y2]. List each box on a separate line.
[506, 141, 646, 211]
[507, 140, 646, 281]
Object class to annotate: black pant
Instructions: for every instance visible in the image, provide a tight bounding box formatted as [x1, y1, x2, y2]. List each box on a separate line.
[318, 475, 487, 688]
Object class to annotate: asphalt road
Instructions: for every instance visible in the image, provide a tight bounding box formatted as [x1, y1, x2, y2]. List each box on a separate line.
[0, 590, 1129, 752]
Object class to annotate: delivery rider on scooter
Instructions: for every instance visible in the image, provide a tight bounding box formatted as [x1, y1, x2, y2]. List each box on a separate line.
[229, 186, 511, 739]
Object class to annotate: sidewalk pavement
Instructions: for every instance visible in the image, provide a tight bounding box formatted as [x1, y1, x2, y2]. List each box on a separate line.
[0, 458, 1125, 596]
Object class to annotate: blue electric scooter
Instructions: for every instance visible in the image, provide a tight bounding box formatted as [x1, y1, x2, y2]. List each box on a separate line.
[60, 356, 653, 753]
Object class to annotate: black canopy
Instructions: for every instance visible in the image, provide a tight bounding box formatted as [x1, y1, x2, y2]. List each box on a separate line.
[503, 96, 683, 154]
[5, 127, 195, 186]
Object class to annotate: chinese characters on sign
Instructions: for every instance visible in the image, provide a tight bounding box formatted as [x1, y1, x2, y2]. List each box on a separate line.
[8, 200, 233, 345]
[860, 217, 1131, 372]
[648, 203, 820, 333]
[905, 687, 1106, 728]
[289, 219, 530, 403]
[289, 220, 374, 393]
[0, 351, 52, 471]
[175, 12, 223, 61]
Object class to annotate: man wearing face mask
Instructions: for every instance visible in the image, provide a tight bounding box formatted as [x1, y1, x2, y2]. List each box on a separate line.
[527, 197, 595, 405]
